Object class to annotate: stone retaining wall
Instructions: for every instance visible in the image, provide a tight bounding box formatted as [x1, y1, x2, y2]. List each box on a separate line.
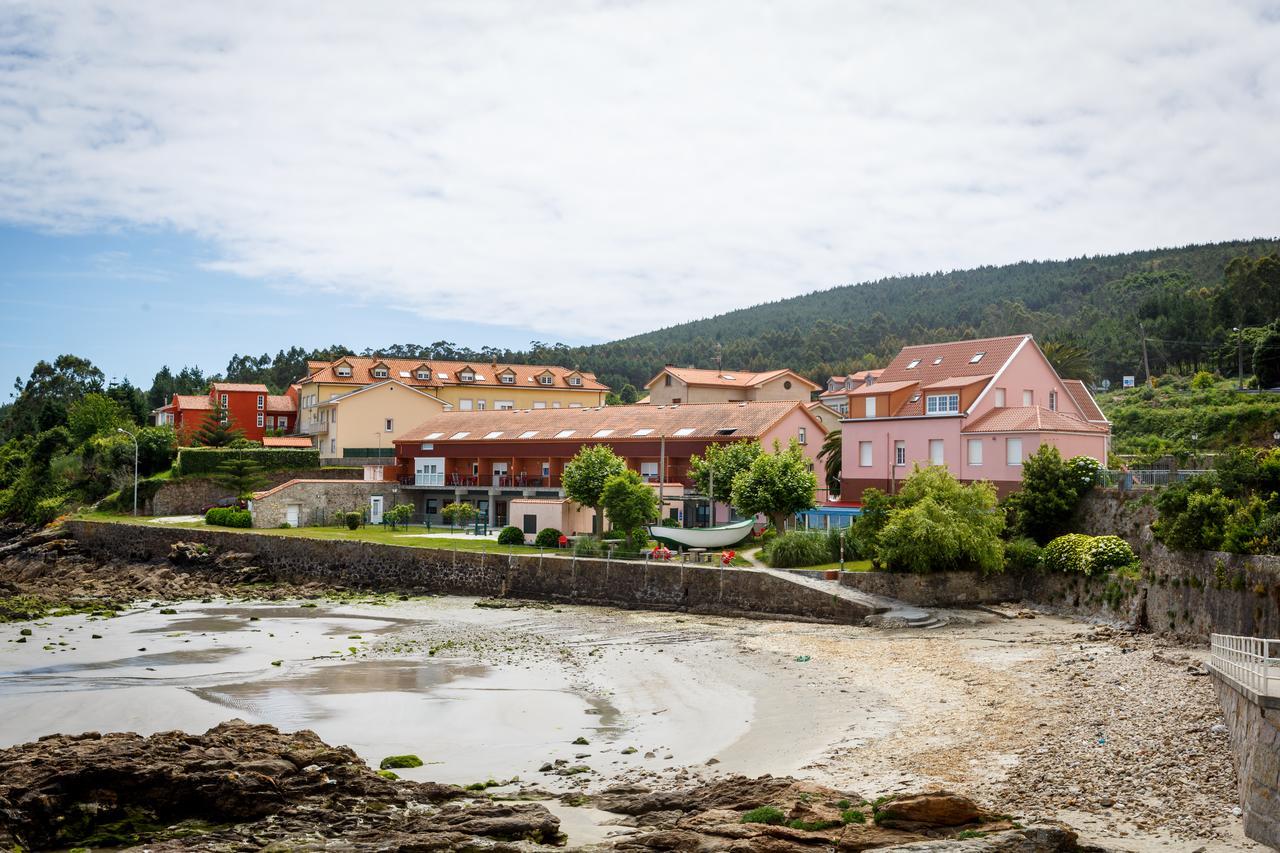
[1210, 673, 1280, 848]
[150, 469, 362, 516]
[63, 521, 873, 625]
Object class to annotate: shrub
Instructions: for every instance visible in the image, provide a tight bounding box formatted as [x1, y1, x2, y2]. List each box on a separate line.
[740, 806, 785, 826]
[874, 467, 1005, 574]
[1006, 446, 1101, 543]
[763, 531, 830, 568]
[1190, 370, 1216, 390]
[534, 527, 563, 548]
[1004, 536, 1043, 572]
[1042, 533, 1092, 573]
[497, 526, 524, 545]
[442, 501, 477, 527]
[1153, 481, 1232, 551]
[205, 507, 252, 528]
[573, 536, 603, 557]
[1083, 535, 1138, 575]
[176, 447, 319, 476]
[33, 496, 66, 526]
[345, 511, 361, 530]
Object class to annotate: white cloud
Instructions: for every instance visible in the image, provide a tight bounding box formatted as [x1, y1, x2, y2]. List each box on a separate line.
[0, 0, 1277, 339]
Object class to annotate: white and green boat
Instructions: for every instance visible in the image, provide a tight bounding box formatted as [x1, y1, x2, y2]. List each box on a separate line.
[648, 517, 754, 550]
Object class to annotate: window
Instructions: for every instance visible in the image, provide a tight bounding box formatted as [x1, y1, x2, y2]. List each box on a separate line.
[220, 394, 229, 407]
[533, 402, 546, 409]
[484, 430, 503, 439]
[859, 441, 873, 467]
[256, 413, 264, 428]
[257, 394, 265, 409]
[932, 357, 943, 365]
[783, 380, 792, 390]
[329, 438, 336, 452]
[671, 398, 681, 404]
[500, 373, 515, 384]
[1022, 390, 1034, 406]
[424, 432, 444, 440]
[416, 370, 430, 380]
[495, 401, 514, 410]
[385, 418, 394, 432]
[906, 359, 921, 369]
[476, 400, 486, 410]
[929, 439, 944, 465]
[970, 351, 986, 364]
[539, 374, 553, 385]
[664, 374, 672, 386]
[592, 429, 614, 437]
[894, 440, 906, 466]
[994, 388, 1006, 407]
[632, 427, 654, 436]
[336, 366, 352, 377]
[1049, 390, 1058, 411]
[1007, 437, 1023, 465]
[518, 430, 538, 439]
[798, 427, 807, 445]
[523, 514, 538, 535]
[373, 368, 388, 378]
[968, 438, 983, 465]
[278, 416, 287, 430]
[569, 403, 582, 408]
[926, 393, 960, 414]
[714, 427, 737, 435]
[542, 462, 550, 477]
[865, 396, 876, 417]
[552, 402, 561, 408]
[673, 427, 696, 437]
[570, 376, 582, 386]
[425, 499, 438, 515]
[555, 429, 575, 438]
[459, 370, 475, 382]
[640, 461, 659, 479]
[450, 431, 470, 439]
[459, 399, 473, 411]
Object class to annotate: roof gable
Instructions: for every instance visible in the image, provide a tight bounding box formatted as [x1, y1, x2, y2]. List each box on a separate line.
[878, 335, 1029, 386]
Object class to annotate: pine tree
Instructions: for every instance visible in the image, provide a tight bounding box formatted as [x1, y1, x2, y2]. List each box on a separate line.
[194, 399, 244, 447]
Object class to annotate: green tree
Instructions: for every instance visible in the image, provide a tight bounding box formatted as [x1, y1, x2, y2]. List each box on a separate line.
[562, 445, 627, 530]
[730, 440, 817, 532]
[442, 501, 477, 527]
[1040, 340, 1095, 385]
[0, 427, 71, 523]
[1005, 446, 1101, 543]
[2, 355, 105, 440]
[211, 457, 269, 499]
[618, 383, 639, 404]
[67, 393, 131, 444]
[1253, 320, 1280, 389]
[816, 429, 841, 494]
[601, 469, 659, 535]
[194, 399, 244, 447]
[875, 465, 1005, 573]
[385, 503, 414, 530]
[690, 440, 762, 504]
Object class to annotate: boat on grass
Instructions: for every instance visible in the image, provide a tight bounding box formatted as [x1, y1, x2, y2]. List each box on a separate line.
[647, 517, 754, 550]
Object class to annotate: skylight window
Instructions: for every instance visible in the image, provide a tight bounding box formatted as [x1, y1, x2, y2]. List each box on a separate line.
[714, 428, 737, 435]
[909, 394, 921, 403]
[399, 371, 411, 378]
[518, 430, 539, 439]
[436, 372, 449, 379]
[555, 429, 576, 438]
[424, 432, 444, 440]
[484, 431, 504, 439]
[673, 427, 696, 437]
[906, 359, 921, 369]
[722, 374, 735, 380]
[592, 429, 614, 437]
[632, 428, 654, 436]
[969, 351, 986, 363]
[932, 357, 943, 365]
[450, 431, 470, 439]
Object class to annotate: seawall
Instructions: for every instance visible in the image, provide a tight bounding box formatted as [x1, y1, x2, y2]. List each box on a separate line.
[1210, 671, 1280, 848]
[63, 520, 874, 625]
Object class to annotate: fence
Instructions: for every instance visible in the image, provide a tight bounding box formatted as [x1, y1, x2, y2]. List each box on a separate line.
[1100, 469, 1211, 489]
[1209, 633, 1280, 699]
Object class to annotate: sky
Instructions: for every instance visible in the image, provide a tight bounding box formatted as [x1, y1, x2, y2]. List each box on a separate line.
[1, 1, 1278, 394]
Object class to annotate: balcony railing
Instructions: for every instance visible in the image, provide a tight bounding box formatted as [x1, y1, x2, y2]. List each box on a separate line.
[1209, 633, 1280, 699]
[414, 473, 446, 486]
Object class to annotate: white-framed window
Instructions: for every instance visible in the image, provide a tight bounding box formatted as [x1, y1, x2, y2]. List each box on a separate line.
[385, 418, 394, 432]
[265, 416, 274, 429]
[542, 462, 551, 477]
[569, 403, 582, 408]
[633, 427, 654, 436]
[329, 438, 336, 453]
[555, 429, 575, 438]
[1007, 437, 1023, 465]
[906, 358, 921, 369]
[1049, 390, 1058, 411]
[256, 412, 264, 428]
[894, 440, 906, 466]
[451, 431, 470, 440]
[1022, 390, 1034, 406]
[416, 370, 430, 380]
[970, 351, 986, 363]
[552, 402, 561, 408]
[277, 417, 287, 430]
[336, 367, 352, 377]
[257, 394, 265, 409]
[994, 388, 1006, 407]
[932, 357, 943, 365]
[926, 393, 959, 415]
[220, 393, 229, 408]
[570, 376, 582, 386]
[929, 439, 944, 465]
[518, 430, 538, 439]
[640, 461, 659, 479]
[859, 441, 873, 467]
[459, 399, 473, 411]
[495, 400, 515, 410]
[865, 396, 876, 417]
[593, 429, 615, 438]
[539, 374, 554, 386]
[967, 438, 983, 465]
[459, 370, 475, 382]
[476, 400, 486, 410]
[798, 427, 807, 445]
[484, 430, 503, 439]
[500, 373, 515, 384]
[373, 368, 388, 379]
[673, 427, 695, 436]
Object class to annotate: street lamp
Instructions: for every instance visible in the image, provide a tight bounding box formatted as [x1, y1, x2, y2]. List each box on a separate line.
[116, 427, 139, 516]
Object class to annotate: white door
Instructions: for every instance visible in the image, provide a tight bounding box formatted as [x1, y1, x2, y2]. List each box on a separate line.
[285, 504, 300, 526]
[369, 496, 384, 524]
[492, 462, 508, 485]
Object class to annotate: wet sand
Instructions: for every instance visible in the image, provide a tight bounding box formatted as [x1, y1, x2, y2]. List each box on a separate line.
[0, 597, 1262, 852]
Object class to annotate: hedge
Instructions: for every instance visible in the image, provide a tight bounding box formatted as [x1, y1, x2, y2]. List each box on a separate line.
[205, 507, 252, 528]
[177, 447, 320, 476]
[1043, 532, 1138, 575]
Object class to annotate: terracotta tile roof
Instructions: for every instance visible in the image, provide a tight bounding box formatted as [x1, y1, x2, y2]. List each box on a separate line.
[1062, 379, 1108, 422]
[262, 436, 314, 448]
[962, 406, 1109, 434]
[211, 382, 271, 393]
[396, 400, 812, 444]
[265, 395, 296, 413]
[173, 394, 212, 410]
[300, 356, 608, 392]
[878, 335, 1029, 386]
[922, 374, 994, 390]
[649, 366, 820, 391]
[848, 379, 919, 396]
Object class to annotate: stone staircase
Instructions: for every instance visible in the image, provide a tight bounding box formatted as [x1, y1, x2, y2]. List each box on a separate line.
[747, 565, 945, 629]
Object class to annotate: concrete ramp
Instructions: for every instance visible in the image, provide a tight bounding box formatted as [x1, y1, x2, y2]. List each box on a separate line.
[746, 565, 943, 628]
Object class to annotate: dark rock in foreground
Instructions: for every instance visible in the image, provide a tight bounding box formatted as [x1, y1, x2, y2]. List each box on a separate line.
[0, 721, 1100, 852]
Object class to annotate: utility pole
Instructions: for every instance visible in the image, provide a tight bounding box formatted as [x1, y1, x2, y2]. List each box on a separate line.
[714, 343, 723, 375]
[1234, 327, 1244, 390]
[1139, 323, 1152, 388]
[707, 463, 714, 529]
[658, 433, 666, 528]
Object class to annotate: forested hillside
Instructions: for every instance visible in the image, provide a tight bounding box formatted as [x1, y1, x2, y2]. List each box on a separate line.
[566, 239, 1280, 391]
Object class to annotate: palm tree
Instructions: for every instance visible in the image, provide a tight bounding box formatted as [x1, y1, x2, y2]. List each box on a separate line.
[1041, 340, 1096, 386]
[817, 429, 841, 495]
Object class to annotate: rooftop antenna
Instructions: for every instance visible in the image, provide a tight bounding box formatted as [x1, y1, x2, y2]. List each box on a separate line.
[714, 343, 723, 375]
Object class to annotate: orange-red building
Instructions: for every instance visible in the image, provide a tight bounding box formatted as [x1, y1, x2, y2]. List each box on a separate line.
[153, 383, 298, 444]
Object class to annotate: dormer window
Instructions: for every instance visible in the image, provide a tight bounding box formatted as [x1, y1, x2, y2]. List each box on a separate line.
[906, 359, 921, 369]
[373, 368, 388, 379]
[459, 370, 475, 383]
[969, 351, 986, 364]
[926, 393, 960, 415]
[539, 373, 554, 386]
[335, 366, 352, 377]
[569, 376, 582, 386]
[500, 372, 515, 384]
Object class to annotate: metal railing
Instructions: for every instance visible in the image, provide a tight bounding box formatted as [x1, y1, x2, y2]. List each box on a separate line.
[414, 473, 446, 486]
[1100, 469, 1212, 489]
[1209, 633, 1280, 698]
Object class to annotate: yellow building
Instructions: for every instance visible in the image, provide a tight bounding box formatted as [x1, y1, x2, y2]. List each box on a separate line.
[644, 366, 819, 406]
[296, 356, 610, 459]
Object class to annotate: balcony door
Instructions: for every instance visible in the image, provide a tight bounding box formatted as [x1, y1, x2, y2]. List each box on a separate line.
[492, 462, 509, 486]
[415, 457, 444, 486]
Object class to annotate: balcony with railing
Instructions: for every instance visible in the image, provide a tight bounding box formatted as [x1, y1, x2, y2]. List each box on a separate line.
[1209, 633, 1280, 703]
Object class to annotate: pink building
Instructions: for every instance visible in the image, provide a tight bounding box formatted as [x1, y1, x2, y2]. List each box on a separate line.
[839, 335, 1109, 500]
